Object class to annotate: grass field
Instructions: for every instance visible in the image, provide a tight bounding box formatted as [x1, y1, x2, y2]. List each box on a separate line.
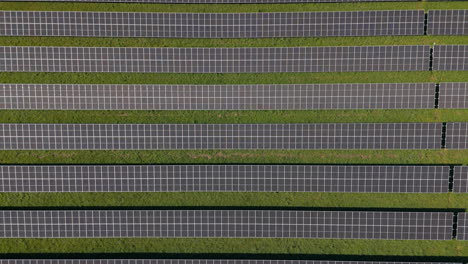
[3, 35, 468, 48]
[2, 109, 468, 123]
[2, 1, 468, 12]
[1, 149, 468, 164]
[0, 0, 468, 258]
[2, 238, 468, 256]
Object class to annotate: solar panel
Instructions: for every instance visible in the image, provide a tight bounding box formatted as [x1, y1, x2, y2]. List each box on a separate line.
[0, 46, 431, 73]
[0, 165, 450, 193]
[0, 123, 443, 150]
[0, 0, 421, 3]
[0, 210, 454, 239]
[445, 123, 468, 149]
[453, 166, 468, 193]
[432, 45, 468, 71]
[458, 213, 468, 240]
[0, 10, 425, 38]
[0, 83, 436, 110]
[0, 261, 460, 264]
[438, 83, 468, 109]
[428, 10, 468, 35]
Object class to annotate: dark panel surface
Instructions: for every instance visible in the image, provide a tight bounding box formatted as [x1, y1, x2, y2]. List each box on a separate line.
[0, 123, 443, 150]
[0, 10, 425, 38]
[0, 165, 450, 193]
[0, 261, 459, 264]
[0, 210, 454, 239]
[457, 213, 468, 240]
[445, 123, 468, 149]
[428, 10, 468, 35]
[453, 166, 468, 193]
[433, 45, 468, 71]
[0, 46, 431, 73]
[0, 83, 436, 110]
[438, 83, 468, 109]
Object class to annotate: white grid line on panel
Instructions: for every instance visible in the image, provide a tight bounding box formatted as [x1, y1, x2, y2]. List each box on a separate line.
[438, 83, 468, 109]
[0, 46, 431, 73]
[445, 123, 468, 149]
[0, 83, 437, 110]
[0, 210, 454, 240]
[0, 165, 451, 193]
[433, 45, 468, 71]
[453, 166, 468, 193]
[0, 123, 443, 150]
[427, 10, 468, 36]
[458, 213, 468, 240]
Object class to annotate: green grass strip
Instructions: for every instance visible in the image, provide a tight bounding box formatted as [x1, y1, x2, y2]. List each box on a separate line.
[0, 238, 467, 256]
[1, 109, 468, 124]
[0, 150, 467, 165]
[2, 71, 468, 85]
[1, 192, 467, 208]
[1, 36, 468, 48]
[1, 1, 468, 12]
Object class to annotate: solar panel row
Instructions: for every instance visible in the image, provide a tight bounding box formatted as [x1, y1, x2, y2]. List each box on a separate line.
[445, 123, 468, 149]
[2, 45, 465, 73]
[0, 165, 450, 193]
[457, 213, 468, 240]
[0, 46, 431, 73]
[428, 10, 468, 36]
[453, 166, 468, 193]
[0, 10, 425, 38]
[2, 10, 468, 38]
[0, 83, 437, 110]
[0, 261, 460, 264]
[0, 123, 444, 150]
[1, 82, 467, 110]
[0, 210, 454, 240]
[433, 45, 468, 71]
[438, 83, 468, 109]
